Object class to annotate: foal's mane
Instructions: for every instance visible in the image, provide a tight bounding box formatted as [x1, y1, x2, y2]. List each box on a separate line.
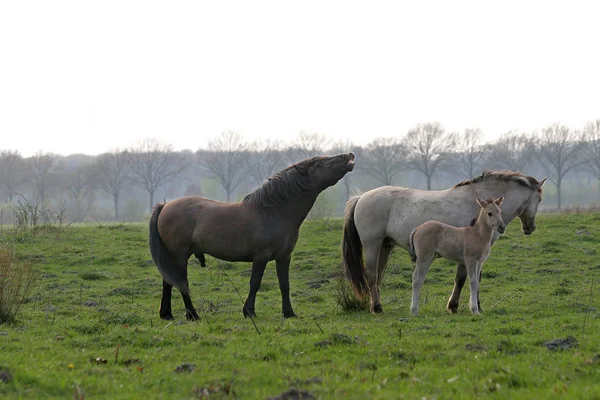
[453, 170, 537, 190]
[242, 157, 321, 208]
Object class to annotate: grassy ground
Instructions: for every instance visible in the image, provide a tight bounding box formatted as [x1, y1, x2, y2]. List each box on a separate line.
[0, 213, 599, 399]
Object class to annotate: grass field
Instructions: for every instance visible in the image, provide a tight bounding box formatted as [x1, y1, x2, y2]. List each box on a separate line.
[0, 213, 599, 399]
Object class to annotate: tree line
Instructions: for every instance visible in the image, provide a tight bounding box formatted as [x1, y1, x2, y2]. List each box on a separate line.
[1, 120, 599, 223]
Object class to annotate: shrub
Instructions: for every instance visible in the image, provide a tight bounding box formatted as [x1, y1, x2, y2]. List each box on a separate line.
[334, 274, 368, 312]
[0, 245, 38, 323]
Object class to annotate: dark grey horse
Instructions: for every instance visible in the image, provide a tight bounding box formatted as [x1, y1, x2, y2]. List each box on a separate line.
[149, 153, 355, 320]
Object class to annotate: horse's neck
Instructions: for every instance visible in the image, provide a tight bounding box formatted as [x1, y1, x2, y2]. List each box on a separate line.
[468, 181, 529, 223]
[277, 193, 319, 227]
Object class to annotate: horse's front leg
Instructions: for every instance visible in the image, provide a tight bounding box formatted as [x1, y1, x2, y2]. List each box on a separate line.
[447, 262, 467, 313]
[477, 268, 483, 313]
[466, 261, 481, 315]
[275, 255, 296, 318]
[243, 259, 268, 318]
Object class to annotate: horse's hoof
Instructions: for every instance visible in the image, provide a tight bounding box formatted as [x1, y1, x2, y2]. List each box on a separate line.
[186, 312, 200, 321]
[160, 312, 174, 320]
[446, 303, 459, 314]
[283, 311, 297, 318]
[371, 304, 384, 314]
[243, 306, 256, 318]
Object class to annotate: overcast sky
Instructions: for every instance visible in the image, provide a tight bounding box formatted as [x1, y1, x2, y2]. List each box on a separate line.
[1, 1, 598, 157]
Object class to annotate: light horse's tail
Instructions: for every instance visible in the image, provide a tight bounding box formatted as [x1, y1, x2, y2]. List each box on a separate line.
[149, 203, 189, 294]
[342, 195, 370, 299]
[408, 228, 417, 263]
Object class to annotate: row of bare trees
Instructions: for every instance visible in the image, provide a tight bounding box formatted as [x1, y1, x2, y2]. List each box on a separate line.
[0, 120, 599, 222]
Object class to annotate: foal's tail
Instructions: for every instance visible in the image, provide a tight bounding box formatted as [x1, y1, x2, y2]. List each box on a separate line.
[149, 203, 189, 295]
[408, 229, 417, 263]
[342, 195, 370, 299]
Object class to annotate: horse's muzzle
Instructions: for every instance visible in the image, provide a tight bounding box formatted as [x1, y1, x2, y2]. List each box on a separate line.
[523, 226, 535, 235]
[497, 225, 506, 234]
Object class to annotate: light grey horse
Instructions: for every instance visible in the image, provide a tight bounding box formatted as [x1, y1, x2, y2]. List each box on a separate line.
[342, 170, 546, 314]
[408, 197, 505, 316]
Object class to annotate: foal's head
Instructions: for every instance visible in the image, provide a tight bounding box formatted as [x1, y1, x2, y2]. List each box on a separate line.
[476, 197, 506, 234]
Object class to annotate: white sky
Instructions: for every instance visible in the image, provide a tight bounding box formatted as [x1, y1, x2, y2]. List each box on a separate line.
[1, 1, 599, 157]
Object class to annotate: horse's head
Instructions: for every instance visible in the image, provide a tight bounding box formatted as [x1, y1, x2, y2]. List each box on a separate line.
[295, 152, 355, 189]
[517, 177, 547, 235]
[476, 197, 506, 234]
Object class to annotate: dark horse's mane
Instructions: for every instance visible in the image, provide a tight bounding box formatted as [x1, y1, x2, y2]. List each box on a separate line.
[453, 170, 538, 190]
[242, 157, 321, 208]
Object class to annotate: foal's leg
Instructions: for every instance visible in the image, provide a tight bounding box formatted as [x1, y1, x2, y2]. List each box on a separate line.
[365, 244, 383, 313]
[466, 261, 481, 315]
[159, 280, 174, 320]
[477, 269, 483, 313]
[275, 255, 297, 318]
[243, 259, 268, 318]
[411, 255, 434, 316]
[446, 262, 467, 313]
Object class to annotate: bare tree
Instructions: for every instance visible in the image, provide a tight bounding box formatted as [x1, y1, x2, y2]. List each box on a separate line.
[454, 128, 486, 178]
[0, 150, 26, 203]
[245, 139, 288, 186]
[405, 122, 455, 190]
[329, 140, 358, 199]
[286, 131, 329, 162]
[198, 131, 248, 202]
[582, 119, 600, 184]
[94, 149, 131, 220]
[129, 139, 190, 211]
[537, 123, 583, 208]
[360, 137, 407, 186]
[64, 163, 95, 222]
[488, 131, 537, 171]
[29, 152, 62, 206]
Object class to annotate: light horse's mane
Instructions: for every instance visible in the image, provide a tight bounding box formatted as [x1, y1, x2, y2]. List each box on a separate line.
[453, 170, 538, 190]
[242, 157, 321, 208]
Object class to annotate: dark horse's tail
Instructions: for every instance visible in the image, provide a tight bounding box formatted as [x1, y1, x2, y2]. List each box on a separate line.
[408, 229, 417, 263]
[342, 195, 370, 299]
[149, 203, 189, 294]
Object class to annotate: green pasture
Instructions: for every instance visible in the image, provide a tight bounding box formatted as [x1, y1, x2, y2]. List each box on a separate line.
[0, 213, 599, 399]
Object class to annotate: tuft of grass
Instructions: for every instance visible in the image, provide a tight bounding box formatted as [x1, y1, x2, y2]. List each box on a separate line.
[0, 244, 38, 323]
[333, 275, 368, 312]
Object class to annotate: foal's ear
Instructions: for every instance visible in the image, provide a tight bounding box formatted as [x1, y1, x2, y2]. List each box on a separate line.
[494, 196, 504, 206]
[537, 177, 547, 187]
[476, 198, 488, 208]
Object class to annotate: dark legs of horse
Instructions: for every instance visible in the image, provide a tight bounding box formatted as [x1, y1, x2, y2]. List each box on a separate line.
[243, 259, 268, 318]
[446, 263, 483, 313]
[447, 262, 467, 313]
[276, 255, 297, 318]
[160, 280, 174, 320]
[372, 241, 395, 314]
[365, 244, 384, 314]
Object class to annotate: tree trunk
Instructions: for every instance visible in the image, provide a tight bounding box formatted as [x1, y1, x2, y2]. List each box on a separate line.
[113, 196, 119, 220]
[149, 191, 155, 212]
[427, 174, 432, 190]
[556, 178, 562, 209]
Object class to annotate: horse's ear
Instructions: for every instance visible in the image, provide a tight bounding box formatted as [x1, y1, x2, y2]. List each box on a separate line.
[494, 196, 504, 206]
[537, 178, 547, 187]
[294, 164, 308, 175]
[476, 198, 487, 208]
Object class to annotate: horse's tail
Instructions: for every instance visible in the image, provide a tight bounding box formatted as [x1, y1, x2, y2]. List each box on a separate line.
[149, 203, 189, 295]
[408, 228, 417, 263]
[342, 195, 370, 299]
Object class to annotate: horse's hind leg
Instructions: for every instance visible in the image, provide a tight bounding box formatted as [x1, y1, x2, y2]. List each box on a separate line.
[411, 255, 434, 316]
[376, 239, 395, 287]
[477, 269, 483, 313]
[365, 243, 383, 314]
[446, 262, 467, 313]
[160, 280, 174, 320]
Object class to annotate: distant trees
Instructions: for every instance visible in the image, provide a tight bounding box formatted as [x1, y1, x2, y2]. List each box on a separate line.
[245, 139, 288, 185]
[286, 132, 329, 162]
[537, 123, 583, 208]
[64, 162, 95, 222]
[360, 137, 406, 186]
[454, 128, 485, 178]
[405, 122, 455, 190]
[0, 150, 26, 203]
[582, 120, 600, 185]
[129, 139, 189, 211]
[29, 151, 61, 206]
[488, 131, 537, 172]
[94, 149, 131, 220]
[199, 131, 247, 202]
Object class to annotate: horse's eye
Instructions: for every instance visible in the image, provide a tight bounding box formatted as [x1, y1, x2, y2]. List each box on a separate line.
[317, 161, 323, 167]
[488, 212, 492, 217]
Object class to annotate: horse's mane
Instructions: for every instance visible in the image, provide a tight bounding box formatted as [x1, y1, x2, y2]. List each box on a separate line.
[242, 157, 320, 208]
[453, 170, 537, 190]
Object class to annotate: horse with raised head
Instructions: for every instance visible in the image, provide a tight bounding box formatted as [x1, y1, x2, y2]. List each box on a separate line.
[408, 197, 505, 316]
[150, 152, 355, 320]
[343, 170, 546, 314]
